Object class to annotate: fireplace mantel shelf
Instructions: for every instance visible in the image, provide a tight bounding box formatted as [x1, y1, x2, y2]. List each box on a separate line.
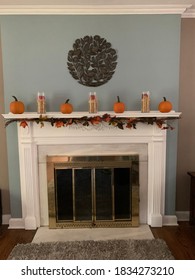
[2, 110, 181, 119]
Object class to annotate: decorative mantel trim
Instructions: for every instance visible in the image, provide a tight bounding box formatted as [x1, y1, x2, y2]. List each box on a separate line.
[0, 4, 191, 15]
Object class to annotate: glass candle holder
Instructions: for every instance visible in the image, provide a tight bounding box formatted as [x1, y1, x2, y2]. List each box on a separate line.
[141, 91, 150, 113]
[37, 92, 46, 114]
[88, 92, 98, 113]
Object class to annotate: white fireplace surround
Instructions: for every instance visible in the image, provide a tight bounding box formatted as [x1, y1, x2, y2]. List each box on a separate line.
[3, 111, 181, 229]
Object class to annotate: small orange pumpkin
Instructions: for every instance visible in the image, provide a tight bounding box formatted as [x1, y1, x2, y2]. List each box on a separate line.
[60, 99, 73, 114]
[10, 96, 25, 114]
[158, 97, 172, 113]
[113, 96, 125, 113]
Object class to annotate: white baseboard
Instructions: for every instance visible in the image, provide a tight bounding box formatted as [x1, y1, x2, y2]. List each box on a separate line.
[7, 216, 180, 229]
[2, 214, 11, 225]
[8, 218, 24, 229]
[162, 215, 178, 226]
[6, 213, 188, 229]
[175, 211, 190, 221]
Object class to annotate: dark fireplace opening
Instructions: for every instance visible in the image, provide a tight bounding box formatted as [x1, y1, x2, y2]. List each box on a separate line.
[47, 155, 139, 228]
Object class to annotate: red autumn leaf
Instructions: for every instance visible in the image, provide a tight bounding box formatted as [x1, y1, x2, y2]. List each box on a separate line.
[126, 122, 133, 129]
[127, 118, 137, 123]
[103, 116, 111, 122]
[156, 122, 163, 128]
[66, 119, 73, 126]
[102, 114, 111, 122]
[20, 121, 28, 128]
[90, 116, 101, 125]
[55, 121, 64, 128]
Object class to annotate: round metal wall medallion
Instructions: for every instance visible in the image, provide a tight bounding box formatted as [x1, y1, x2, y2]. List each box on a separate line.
[67, 35, 118, 87]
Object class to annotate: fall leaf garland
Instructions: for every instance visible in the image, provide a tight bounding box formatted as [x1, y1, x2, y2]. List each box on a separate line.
[5, 113, 180, 130]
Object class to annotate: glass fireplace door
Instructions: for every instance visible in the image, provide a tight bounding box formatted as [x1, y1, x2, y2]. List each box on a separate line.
[48, 155, 139, 228]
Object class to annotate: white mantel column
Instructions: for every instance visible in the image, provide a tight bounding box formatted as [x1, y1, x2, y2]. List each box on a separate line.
[148, 137, 166, 227]
[17, 122, 40, 229]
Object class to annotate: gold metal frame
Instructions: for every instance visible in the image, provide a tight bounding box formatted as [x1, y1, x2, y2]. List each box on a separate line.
[47, 155, 139, 228]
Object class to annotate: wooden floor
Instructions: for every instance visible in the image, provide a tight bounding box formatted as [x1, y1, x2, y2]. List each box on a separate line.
[151, 222, 195, 260]
[0, 222, 195, 260]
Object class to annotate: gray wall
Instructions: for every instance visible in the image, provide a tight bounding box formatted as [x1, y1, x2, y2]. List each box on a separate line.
[0, 15, 181, 218]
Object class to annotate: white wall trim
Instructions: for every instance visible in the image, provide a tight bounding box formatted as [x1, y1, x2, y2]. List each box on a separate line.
[8, 216, 179, 228]
[8, 218, 24, 229]
[0, 4, 191, 15]
[176, 211, 190, 221]
[7, 214, 188, 228]
[2, 214, 11, 225]
[182, 9, 195, 18]
[163, 215, 178, 226]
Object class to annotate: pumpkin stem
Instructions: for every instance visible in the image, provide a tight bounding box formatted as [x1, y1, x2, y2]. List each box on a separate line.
[12, 96, 18, 101]
[163, 97, 167, 102]
[117, 96, 120, 103]
[65, 99, 70, 104]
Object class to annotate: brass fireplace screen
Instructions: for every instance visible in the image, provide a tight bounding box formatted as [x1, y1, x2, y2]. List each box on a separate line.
[47, 155, 139, 228]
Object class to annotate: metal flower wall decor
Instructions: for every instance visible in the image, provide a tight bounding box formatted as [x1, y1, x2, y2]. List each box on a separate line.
[67, 35, 118, 87]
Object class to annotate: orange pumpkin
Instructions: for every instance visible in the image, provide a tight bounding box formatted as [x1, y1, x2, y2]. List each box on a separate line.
[113, 96, 125, 113]
[60, 99, 73, 114]
[10, 96, 25, 114]
[158, 97, 172, 113]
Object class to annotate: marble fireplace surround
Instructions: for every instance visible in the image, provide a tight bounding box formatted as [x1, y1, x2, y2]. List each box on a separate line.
[3, 111, 181, 229]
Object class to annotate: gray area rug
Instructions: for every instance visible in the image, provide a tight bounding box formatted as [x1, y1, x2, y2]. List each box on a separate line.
[8, 239, 174, 260]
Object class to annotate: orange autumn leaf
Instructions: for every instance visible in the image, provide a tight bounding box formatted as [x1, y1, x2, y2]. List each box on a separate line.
[90, 116, 101, 125]
[126, 122, 133, 129]
[103, 115, 111, 122]
[20, 121, 28, 128]
[55, 121, 64, 128]
[127, 118, 136, 123]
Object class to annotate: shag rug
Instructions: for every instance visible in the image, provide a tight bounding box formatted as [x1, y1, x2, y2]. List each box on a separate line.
[8, 239, 174, 260]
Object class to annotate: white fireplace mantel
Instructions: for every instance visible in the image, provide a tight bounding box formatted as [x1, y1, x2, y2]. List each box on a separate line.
[3, 110, 181, 229]
[3, 110, 181, 119]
